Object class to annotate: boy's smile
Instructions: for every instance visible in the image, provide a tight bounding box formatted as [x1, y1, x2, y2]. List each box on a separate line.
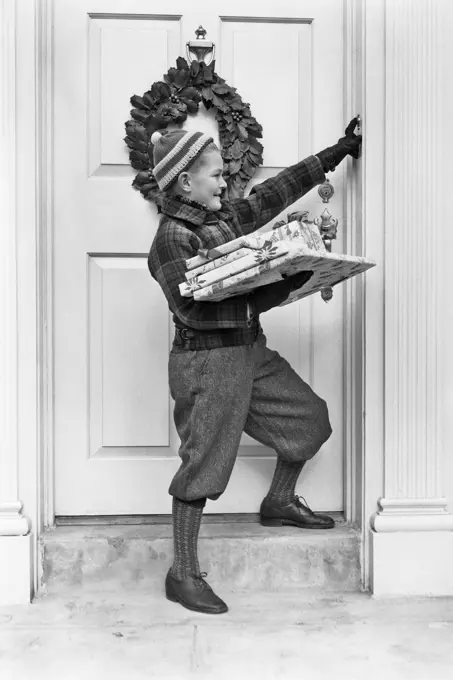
[185, 150, 227, 212]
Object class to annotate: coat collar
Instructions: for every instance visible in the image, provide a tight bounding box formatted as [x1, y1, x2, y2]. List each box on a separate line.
[159, 194, 233, 227]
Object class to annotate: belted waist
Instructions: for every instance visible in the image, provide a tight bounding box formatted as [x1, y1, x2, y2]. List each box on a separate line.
[173, 318, 262, 350]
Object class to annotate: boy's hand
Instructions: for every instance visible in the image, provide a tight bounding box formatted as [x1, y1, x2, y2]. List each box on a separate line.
[341, 117, 362, 159]
[282, 271, 314, 291]
[316, 117, 362, 172]
[249, 271, 313, 315]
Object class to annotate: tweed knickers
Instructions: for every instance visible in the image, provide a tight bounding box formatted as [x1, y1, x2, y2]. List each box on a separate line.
[168, 331, 332, 502]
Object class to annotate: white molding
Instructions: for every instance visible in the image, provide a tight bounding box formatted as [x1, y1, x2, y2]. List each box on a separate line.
[358, 0, 388, 590]
[0, 0, 32, 541]
[371, 530, 453, 597]
[0, 502, 30, 536]
[343, 0, 376, 591]
[351, 0, 387, 591]
[372, 497, 453, 533]
[36, 0, 55, 531]
[368, 0, 453, 593]
[371, 0, 450, 533]
[383, 0, 444, 502]
[343, 0, 365, 530]
[0, 534, 33, 604]
[0, 0, 33, 603]
[0, 1, 18, 504]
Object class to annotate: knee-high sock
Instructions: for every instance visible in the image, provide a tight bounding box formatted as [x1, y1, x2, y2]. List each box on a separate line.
[171, 496, 205, 580]
[265, 458, 306, 505]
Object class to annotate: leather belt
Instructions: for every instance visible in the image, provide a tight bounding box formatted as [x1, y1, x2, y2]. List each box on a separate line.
[173, 318, 262, 351]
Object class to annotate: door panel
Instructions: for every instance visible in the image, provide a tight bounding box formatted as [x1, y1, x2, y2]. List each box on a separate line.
[54, 0, 345, 515]
[220, 20, 312, 167]
[88, 14, 182, 174]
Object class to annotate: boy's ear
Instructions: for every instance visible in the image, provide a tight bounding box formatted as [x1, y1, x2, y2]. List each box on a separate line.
[177, 172, 191, 193]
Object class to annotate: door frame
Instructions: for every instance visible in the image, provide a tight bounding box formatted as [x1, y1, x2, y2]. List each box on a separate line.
[14, 0, 384, 593]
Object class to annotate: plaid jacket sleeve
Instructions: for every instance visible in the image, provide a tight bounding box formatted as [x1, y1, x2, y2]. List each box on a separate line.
[227, 154, 325, 236]
[148, 220, 251, 331]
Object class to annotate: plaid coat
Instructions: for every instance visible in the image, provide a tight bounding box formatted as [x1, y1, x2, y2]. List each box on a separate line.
[148, 155, 325, 331]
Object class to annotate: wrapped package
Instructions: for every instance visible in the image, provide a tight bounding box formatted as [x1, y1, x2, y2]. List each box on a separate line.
[179, 219, 376, 305]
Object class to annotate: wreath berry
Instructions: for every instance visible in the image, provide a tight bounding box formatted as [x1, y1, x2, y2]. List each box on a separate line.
[124, 57, 264, 204]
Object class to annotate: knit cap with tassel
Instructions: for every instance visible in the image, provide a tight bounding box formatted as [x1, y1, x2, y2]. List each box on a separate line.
[151, 130, 214, 191]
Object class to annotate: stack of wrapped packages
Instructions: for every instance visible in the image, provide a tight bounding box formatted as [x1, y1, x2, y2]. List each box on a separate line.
[179, 217, 376, 306]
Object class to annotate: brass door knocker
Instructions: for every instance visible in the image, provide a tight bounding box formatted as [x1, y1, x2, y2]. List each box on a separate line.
[186, 26, 215, 65]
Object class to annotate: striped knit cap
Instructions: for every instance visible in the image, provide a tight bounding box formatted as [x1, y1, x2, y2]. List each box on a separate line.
[151, 130, 214, 191]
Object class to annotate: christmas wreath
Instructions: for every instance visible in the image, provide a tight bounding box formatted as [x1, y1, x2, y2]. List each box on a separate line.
[124, 57, 264, 204]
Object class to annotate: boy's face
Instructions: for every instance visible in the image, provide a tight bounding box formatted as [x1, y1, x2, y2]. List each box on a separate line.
[186, 150, 227, 212]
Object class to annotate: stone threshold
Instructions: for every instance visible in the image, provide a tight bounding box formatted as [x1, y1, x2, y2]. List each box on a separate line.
[54, 511, 346, 527]
[40, 519, 361, 595]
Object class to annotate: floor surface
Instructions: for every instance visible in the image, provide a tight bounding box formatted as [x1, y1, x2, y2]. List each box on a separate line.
[1, 588, 453, 680]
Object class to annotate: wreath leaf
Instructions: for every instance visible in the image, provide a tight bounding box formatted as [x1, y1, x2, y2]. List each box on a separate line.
[133, 171, 151, 186]
[236, 123, 248, 140]
[130, 151, 150, 170]
[229, 98, 244, 111]
[179, 86, 199, 101]
[125, 121, 147, 143]
[228, 159, 242, 175]
[230, 139, 243, 160]
[174, 69, 190, 88]
[130, 95, 146, 109]
[210, 92, 229, 112]
[176, 56, 190, 71]
[249, 138, 264, 154]
[190, 61, 200, 77]
[150, 82, 171, 101]
[242, 157, 256, 175]
[212, 83, 233, 95]
[202, 87, 214, 102]
[131, 108, 150, 123]
[124, 135, 148, 153]
[186, 100, 200, 114]
[143, 92, 157, 109]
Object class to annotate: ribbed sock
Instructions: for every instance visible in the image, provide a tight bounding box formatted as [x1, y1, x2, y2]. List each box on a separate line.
[171, 496, 206, 581]
[265, 458, 306, 505]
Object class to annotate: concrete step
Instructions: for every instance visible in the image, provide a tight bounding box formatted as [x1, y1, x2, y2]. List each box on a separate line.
[40, 515, 361, 595]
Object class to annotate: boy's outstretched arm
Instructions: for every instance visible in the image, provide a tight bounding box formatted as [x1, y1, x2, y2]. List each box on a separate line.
[228, 118, 362, 236]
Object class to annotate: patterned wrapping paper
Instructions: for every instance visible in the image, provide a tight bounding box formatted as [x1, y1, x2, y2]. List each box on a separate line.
[191, 244, 376, 302]
[179, 241, 289, 296]
[185, 219, 325, 272]
[182, 219, 376, 305]
[185, 247, 253, 281]
[186, 235, 265, 271]
[268, 219, 326, 251]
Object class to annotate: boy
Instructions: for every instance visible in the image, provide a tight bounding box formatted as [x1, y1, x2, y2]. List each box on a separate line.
[148, 119, 362, 614]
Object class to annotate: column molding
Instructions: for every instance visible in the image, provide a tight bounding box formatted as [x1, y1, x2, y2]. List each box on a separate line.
[358, 0, 386, 592]
[372, 498, 453, 533]
[343, 0, 365, 528]
[373, 0, 449, 530]
[36, 0, 55, 531]
[0, 0, 31, 538]
[369, 0, 453, 596]
[0, 0, 33, 606]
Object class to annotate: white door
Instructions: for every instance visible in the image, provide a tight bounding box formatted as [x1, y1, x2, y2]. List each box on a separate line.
[54, 0, 347, 515]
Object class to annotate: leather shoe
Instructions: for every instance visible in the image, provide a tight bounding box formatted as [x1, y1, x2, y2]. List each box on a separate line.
[260, 495, 335, 530]
[165, 569, 228, 614]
